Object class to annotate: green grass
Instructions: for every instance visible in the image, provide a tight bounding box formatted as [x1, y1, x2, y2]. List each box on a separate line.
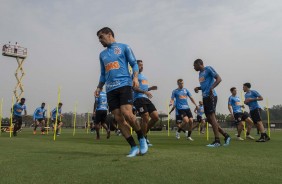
[0, 128, 282, 184]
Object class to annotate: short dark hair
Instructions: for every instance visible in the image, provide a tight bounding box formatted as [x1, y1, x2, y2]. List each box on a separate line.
[230, 87, 236, 92]
[194, 59, 203, 65]
[20, 98, 25, 101]
[59, 102, 63, 106]
[137, 60, 143, 63]
[177, 79, 183, 83]
[243, 83, 251, 88]
[42, 102, 45, 105]
[97, 27, 114, 38]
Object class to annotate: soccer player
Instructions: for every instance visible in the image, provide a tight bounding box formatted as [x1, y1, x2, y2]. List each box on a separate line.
[194, 101, 206, 134]
[169, 103, 188, 139]
[170, 79, 198, 141]
[51, 103, 63, 136]
[12, 98, 27, 136]
[243, 83, 270, 142]
[228, 87, 255, 141]
[33, 103, 47, 135]
[92, 89, 111, 140]
[194, 59, 231, 147]
[133, 60, 159, 146]
[95, 27, 148, 157]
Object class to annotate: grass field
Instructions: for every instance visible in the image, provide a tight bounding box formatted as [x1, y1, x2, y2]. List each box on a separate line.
[0, 128, 281, 184]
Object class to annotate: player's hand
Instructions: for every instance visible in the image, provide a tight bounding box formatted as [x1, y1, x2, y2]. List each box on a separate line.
[144, 91, 153, 99]
[150, 86, 158, 90]
[194, 87, 199, 93]
[95, 88, 101, 97]
[231, 114, 235, 121]
[209, 88, 214, 96]
[132, 77, 139, 88]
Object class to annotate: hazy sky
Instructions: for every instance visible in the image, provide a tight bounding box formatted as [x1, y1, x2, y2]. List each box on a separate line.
[1, 0, 282, 118]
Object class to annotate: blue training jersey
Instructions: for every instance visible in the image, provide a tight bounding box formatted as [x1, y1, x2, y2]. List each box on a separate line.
[95, 91, 108, 111]
[199, 66, 218, 97]
[99, 42, 138, 93]
[134, 73, 149, 100]
[13, 103, 26, 117]
[228, 95, 242, 114]
[245, 90, 261, 111]
[33, 107, 46, 120]
[51, 107, 62, 120]
[171, 88, 192, 110]
[197, 105, 205, 116]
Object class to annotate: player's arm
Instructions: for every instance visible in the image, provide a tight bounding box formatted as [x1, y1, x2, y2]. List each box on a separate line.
[228, 105, 234, 119]
[245, 91, 263, 103]
[189, 96, 199, 110]
[148, 86, 157, 91]
[95, 55, 105, 97]
[125, 46, 139, 88]
[133, 87, 153, 98]
[24, 107, 27, 116]
[93, 99, 97, 119]
[194, 86, 201, 93]
[194, 107, 197, 114]
[169, 106, 175, 114]
[33, 109, 37, 121]
[211, 74, 222, 91]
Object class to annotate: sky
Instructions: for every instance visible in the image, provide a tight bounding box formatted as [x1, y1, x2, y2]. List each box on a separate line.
[0, 0, 282, 118]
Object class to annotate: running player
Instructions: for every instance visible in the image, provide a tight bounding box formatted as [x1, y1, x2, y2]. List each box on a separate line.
[133, 60, 159, 146]
[243, 83, 270, 142]
[169, 103, 187, 139]
[51, 103, 63, 136]
[228, 87, 255, 140]
[92, 89, 111, 140]
[193, 59, 231, 147]
[12, 98, 27, 136]
[170, 79, 198, 141]
[33, 103, 47, 135]
[95, 27, 148, 157]
[194, 101, 206, 134]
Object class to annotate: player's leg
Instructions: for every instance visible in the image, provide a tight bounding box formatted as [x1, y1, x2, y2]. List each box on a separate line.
[236, 121, 244, 140]
[95, 122, 101, 139]
[33, 120, 39, 134]
[251, 109, 270, 142]
[41, 119, 46, 134]
[243, 115, 255, 140]
[200, 119, 206, 134]
[56, 121, 63, 135]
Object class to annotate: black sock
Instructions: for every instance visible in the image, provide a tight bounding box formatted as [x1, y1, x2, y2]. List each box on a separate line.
[136, 130, 144, 140]
[96, 130, 100, 138]
[223, 133, 229, 138]
[188, 131, 192, 137]
[182, 129, 186, 133]
[246, 132, 250, 136]
[126, 136, 137, 148]
[177, 128, 182, 133]
[215, 137, 220, 143]
[34, 125, 37, 131]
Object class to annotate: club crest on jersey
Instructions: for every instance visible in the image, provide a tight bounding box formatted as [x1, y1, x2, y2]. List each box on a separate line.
[114, 47, 122, 55]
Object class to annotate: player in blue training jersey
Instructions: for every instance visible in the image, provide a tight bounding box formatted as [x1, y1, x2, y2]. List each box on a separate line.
[170, 79, 198, 141]
[33, 103, 47, 135]
[133, 60, 159, 146]
[94, 27, 148, 157]
[92, 89, 111, 140]
[228, 87, 255, 141]
[194, 101, 206, 134]
[12, 98, 27, 136]
[51, 103, 63, 136]
[194, 59, 231, 147]
[243, 83, 270, 142]
[169, 102, 188, 139]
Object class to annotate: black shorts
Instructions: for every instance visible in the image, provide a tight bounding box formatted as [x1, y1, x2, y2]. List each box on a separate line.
[176, 115, 182, 124]
[133, 98, 157, 115]
[13, 115, 22, 125]
[178, 109, 193, 119]
[52, 119, 62, 124]
[203, 96, 218, 115]
[94, 110, 107, 124]
[107, 86, 133, 112]
[250, 108, 262, 124]
[35, 118, 45, 122]
[234, 112, 250, 124]
[197, 115, 203, 122]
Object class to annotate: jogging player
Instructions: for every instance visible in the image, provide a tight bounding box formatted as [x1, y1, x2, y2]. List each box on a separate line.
[169, 102, 188, 139]
[194, 101, 206, 134]
[33, 103, 47, 135]
[92, 89, 111, 140]
[12, 98, 27, 136]
[194, 59, 231, 147]
[133, 60, 159, 146]
[51, 103, 63, 136]
[243, 83, 270, 142]
[170, 79, 198, 141]
[228, 87, 255, 140]
[95, 27, 148, 157]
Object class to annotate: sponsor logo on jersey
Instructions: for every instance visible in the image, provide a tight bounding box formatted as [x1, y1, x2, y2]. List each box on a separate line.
[199, 77, 205, 82]
[179, 95, 187, 99]
[141, 80, 148, 85]
[105, 61, 120, 72]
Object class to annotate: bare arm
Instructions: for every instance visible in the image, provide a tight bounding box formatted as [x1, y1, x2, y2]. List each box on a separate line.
[148, 86, 157, 91]
[189, 96, 198, 109]
[211, 75, 222, 91]
[169, 106, 175, 114]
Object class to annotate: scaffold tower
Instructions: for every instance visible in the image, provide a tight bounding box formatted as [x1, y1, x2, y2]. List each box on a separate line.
[2, 43, 27, 102]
